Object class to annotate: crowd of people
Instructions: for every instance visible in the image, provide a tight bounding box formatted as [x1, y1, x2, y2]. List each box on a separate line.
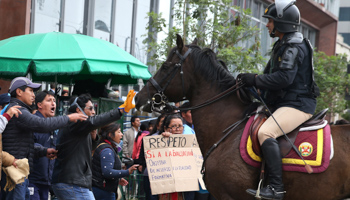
[0, 76, 216, 200]
[0, 76, 137, 200]
[122, 102, 216, 200]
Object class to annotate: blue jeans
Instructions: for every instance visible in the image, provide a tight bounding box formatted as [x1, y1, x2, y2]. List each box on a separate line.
[4, 178, 30, 200]
[28, 182, 49, 200]
[92, 186, 115, 200]
[52, 183, 95, 200]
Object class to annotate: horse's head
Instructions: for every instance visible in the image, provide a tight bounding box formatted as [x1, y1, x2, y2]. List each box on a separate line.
[135, 34, 197, 112]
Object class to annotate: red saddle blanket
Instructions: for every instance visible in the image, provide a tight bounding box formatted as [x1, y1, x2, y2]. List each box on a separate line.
[239, 116, 332, 173]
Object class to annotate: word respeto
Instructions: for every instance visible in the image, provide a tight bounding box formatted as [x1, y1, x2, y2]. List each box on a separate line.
[148, 136, 187, 148]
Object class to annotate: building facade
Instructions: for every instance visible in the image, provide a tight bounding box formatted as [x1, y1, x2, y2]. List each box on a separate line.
[338, 0, 350, 47]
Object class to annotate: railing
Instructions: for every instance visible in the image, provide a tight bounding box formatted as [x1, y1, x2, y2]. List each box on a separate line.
[119, 171, 145, 200]
[123, 114, 157, 130]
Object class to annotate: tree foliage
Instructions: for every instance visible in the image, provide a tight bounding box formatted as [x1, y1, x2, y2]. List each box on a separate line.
[143, 0, 266, 73]
[142, 0, 350, 122]
[313, 51, 349, 121]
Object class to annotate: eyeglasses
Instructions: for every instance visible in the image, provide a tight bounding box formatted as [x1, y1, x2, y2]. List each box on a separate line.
[168, 125, 184, 130]
[84, 106, 94, 111]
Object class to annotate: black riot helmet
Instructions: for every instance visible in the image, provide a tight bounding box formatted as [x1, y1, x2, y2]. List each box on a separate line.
[263, 0, 300, 37]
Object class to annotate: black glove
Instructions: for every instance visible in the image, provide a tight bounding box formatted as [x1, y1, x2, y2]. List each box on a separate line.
[239, 73, 257, 87]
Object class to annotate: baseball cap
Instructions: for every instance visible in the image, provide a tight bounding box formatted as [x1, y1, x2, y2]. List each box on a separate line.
[9, 77, 41, 93]
[0, 93, 10, 105]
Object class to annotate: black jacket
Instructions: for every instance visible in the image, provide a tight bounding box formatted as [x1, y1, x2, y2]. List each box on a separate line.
[2, 98, 69, 171]
[51, 108, 123, 190]
[255, 32, 317, 114]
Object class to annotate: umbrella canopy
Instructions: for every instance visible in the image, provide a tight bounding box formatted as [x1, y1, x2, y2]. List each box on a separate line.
[0, 32, 151, 84]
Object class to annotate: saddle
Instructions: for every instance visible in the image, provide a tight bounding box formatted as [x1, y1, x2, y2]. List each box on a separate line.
[250, 108, 329, 157]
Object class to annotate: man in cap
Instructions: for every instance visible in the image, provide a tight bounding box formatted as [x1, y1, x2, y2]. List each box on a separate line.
[1, 77, 87, 200]
[240, 1, 319, 199]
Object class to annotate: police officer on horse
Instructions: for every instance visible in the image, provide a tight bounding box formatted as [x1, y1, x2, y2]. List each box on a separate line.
[239, 0, 319, 199]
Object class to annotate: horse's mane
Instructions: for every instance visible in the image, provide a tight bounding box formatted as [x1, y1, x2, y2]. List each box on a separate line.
[185, 45, 236, 91]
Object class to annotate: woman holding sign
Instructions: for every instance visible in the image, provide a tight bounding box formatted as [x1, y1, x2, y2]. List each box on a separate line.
[91, 123, 139, 200]
[159, 114, 196, 200]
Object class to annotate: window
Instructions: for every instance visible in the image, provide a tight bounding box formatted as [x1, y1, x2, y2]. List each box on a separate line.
[114, 0, 133, 52]
[94, 0, 113, 41]
[135, 0, 151, 63]
[64, 0, 85, 34]
[299, 23, 316, 47]
[339, 7, 350, 22]
[340, 33, 350, 47]
[32, 0, 61, 33]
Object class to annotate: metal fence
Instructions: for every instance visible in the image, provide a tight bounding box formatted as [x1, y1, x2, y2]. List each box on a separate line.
[119, 171, 145, 200]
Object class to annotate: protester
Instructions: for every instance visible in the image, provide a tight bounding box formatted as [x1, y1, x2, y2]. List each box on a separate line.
[0, 105, 22, 171]
[122, 116, 141, 160]
[92, 123, 139, 200]
[132, 123, 149, 161]
[61, 90, 69, 97]
[51, 90, 136, 200]
[159, 114, 195, 200]
[1, 77, 87, 200]
[0, 93, 10, 114]
[49, 83, 56, 95]
[147, 120, 156, 134]
[28, 90, 59, 200]
[179, 102, 195, 135]
[135, 114, 166, 200]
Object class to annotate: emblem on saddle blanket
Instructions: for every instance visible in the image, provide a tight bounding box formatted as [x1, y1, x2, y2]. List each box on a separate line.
[239, 115, 332, 173]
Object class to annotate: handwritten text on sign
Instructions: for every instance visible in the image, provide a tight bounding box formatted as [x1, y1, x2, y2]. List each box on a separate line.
[143, 134, 203, 195]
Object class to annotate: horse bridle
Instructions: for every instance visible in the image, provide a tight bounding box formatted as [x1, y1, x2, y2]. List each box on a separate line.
[146, 47, 252, 113]
[144, 46, 254, 177]
[146, 48, 192, 112]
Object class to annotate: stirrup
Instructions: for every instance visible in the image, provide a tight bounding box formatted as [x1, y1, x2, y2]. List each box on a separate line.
[255, 179, 263, 199]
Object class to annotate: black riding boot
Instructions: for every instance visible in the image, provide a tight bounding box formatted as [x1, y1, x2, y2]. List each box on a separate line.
[246, 138, 286, 200]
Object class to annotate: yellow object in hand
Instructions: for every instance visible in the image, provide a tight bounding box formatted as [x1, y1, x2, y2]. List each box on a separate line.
[118, 90, 136, 113]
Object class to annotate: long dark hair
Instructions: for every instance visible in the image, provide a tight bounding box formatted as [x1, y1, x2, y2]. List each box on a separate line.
[99, 123, 121, 148]
[151, 113, 167, 135]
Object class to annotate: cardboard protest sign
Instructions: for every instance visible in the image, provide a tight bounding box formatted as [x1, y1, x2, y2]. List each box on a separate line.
[143, 134, 204, 195]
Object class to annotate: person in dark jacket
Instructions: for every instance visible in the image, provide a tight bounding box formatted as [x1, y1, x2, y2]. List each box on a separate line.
[92, 123, 138, 200]
[28, 90, 59, 200]
[1, 77, 87, 200]
[51, 90, 136, 200]
[240, 1, 319, 200]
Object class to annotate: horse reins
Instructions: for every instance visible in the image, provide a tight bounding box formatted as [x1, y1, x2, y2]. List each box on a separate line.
[145, 46, 252, 176]
[146, 47, 250, 113]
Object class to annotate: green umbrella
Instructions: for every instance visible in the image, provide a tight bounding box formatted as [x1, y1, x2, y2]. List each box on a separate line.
[0, 32, 151, 84]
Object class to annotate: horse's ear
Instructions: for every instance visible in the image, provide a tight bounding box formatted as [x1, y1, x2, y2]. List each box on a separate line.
[176, 34, 184, 52]
[191, 38, 198, 45]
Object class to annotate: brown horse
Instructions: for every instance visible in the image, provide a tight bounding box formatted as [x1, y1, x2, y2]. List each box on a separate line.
[135, 34, 350, 200]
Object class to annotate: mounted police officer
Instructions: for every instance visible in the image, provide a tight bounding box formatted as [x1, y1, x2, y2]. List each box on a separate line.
[239, 0, 319, 199]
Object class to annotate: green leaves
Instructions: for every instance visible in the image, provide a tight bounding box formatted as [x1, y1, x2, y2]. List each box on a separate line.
[143, 0, 266, 73]
[314, 51, 349, 121]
